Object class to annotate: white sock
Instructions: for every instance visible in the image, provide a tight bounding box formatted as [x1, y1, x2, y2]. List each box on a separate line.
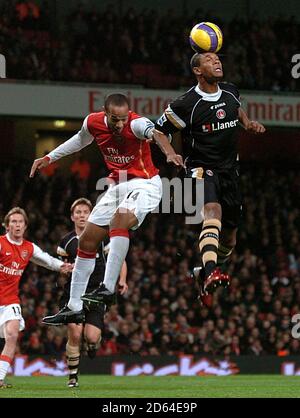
[68, 255, 95, 311]
[0, 356, 12, 381]
[104, 234, 129, 293]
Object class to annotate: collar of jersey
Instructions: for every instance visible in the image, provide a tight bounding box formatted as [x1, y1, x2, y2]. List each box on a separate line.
[195, 85, 222, 101]
[6, 233, 23, 245]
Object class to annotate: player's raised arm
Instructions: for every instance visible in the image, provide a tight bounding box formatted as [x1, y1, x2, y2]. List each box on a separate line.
[29, 116, 94, 177]
[238, 108, 266, 134]
[31, 243, 73, 273]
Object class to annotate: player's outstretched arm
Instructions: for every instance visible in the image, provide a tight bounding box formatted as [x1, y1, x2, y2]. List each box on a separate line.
[29, 116, 94, 177]
[152, 129, 185, 167]
[238, 108, 266, 134]
[31, 243, 73, 273]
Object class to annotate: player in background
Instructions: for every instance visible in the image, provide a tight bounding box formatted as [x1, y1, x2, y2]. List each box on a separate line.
[30, 93, 183, 324]
[0, 207, 72, 388]
[153, 52, 265, 306]
[55, 198, 128, 388]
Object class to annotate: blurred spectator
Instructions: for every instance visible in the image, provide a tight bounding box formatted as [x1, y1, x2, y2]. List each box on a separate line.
[0, 2, 299, 91]
[70, 152, 91, 180]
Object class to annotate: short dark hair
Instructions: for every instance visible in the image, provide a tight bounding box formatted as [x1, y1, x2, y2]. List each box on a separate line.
[4, 207, 28, 227]
[190, 53, 202, 70]
[70, 198, 92, 215]
[104, 93, 129, 110]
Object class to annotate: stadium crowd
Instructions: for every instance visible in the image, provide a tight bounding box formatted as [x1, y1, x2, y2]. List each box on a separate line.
[0, 159, 299, 357]
[0, 0, 299, 91]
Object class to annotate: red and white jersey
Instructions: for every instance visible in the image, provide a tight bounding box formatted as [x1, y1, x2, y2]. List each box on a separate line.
[47, 111, 159, 182]
[0, 234, 63, 306]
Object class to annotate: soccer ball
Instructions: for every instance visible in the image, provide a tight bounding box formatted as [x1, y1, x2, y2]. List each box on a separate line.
[189, 22, 223, 53]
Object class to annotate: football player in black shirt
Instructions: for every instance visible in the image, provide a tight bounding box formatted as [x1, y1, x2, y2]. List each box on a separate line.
[153, 52, 265, 306]
[56, 198, 128, 387]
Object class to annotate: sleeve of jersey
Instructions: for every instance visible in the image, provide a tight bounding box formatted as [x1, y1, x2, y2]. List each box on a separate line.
[223, 83, 241, 105]
[31, 243, 63, 271]
[57, 239, 69, 259]
[155, 102, 187, 135]
[47, 116, 94, 162]
[130, 117, 154, 140]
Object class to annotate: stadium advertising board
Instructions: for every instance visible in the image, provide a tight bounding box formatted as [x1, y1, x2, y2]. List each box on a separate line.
[9, 355, 300, 376]
[0, 82, 299, 127]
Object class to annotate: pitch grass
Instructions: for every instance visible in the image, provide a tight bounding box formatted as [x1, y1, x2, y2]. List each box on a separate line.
[0, 375, 299, 398]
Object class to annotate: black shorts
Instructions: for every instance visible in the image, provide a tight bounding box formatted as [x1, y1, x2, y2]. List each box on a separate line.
[187, 166, 242, 229]
[83, 304, 105, 329]
[59, 284, 105, 330]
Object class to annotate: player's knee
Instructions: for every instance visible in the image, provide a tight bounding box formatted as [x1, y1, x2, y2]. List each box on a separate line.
[68, 334, 81, 346]
[85, 329, 101, 346]
[78, 235, 97, 253]
[68, 327, 82, 345]
[204, 203, 222, 221]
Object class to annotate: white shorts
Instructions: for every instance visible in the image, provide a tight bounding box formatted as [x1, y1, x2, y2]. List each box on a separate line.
[89, 175, 162, 230]
[0, 304, 25, 338]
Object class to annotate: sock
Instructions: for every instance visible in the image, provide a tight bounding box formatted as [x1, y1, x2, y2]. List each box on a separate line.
[68, 249, 96, 311]
[66, 343, 80, 378]
[199, 219, 221, 278]
[217, 244, 234, 266]
[0, 354, 12, 381]
[103, 229, 129, 293]
[87, 341, 101, 359]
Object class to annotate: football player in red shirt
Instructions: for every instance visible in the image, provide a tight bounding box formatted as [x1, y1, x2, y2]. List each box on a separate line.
[30, 93, 183, 325]
[0, 207, 72, 388]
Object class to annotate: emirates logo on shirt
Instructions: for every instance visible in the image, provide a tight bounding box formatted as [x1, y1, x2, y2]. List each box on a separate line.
[0, 263, 24, 275]
[216, 109, 226, 119]
[105, 147, 134, 164]
[21, 250, 28, 260]
[104, 154, 135, 164]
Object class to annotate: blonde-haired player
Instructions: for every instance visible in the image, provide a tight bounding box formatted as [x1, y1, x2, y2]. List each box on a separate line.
[0, 207, 72, 388]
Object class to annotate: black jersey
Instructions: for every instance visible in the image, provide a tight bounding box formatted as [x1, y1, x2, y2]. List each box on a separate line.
[155, 82, 241, 171]
[57, 230, 106, 292]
